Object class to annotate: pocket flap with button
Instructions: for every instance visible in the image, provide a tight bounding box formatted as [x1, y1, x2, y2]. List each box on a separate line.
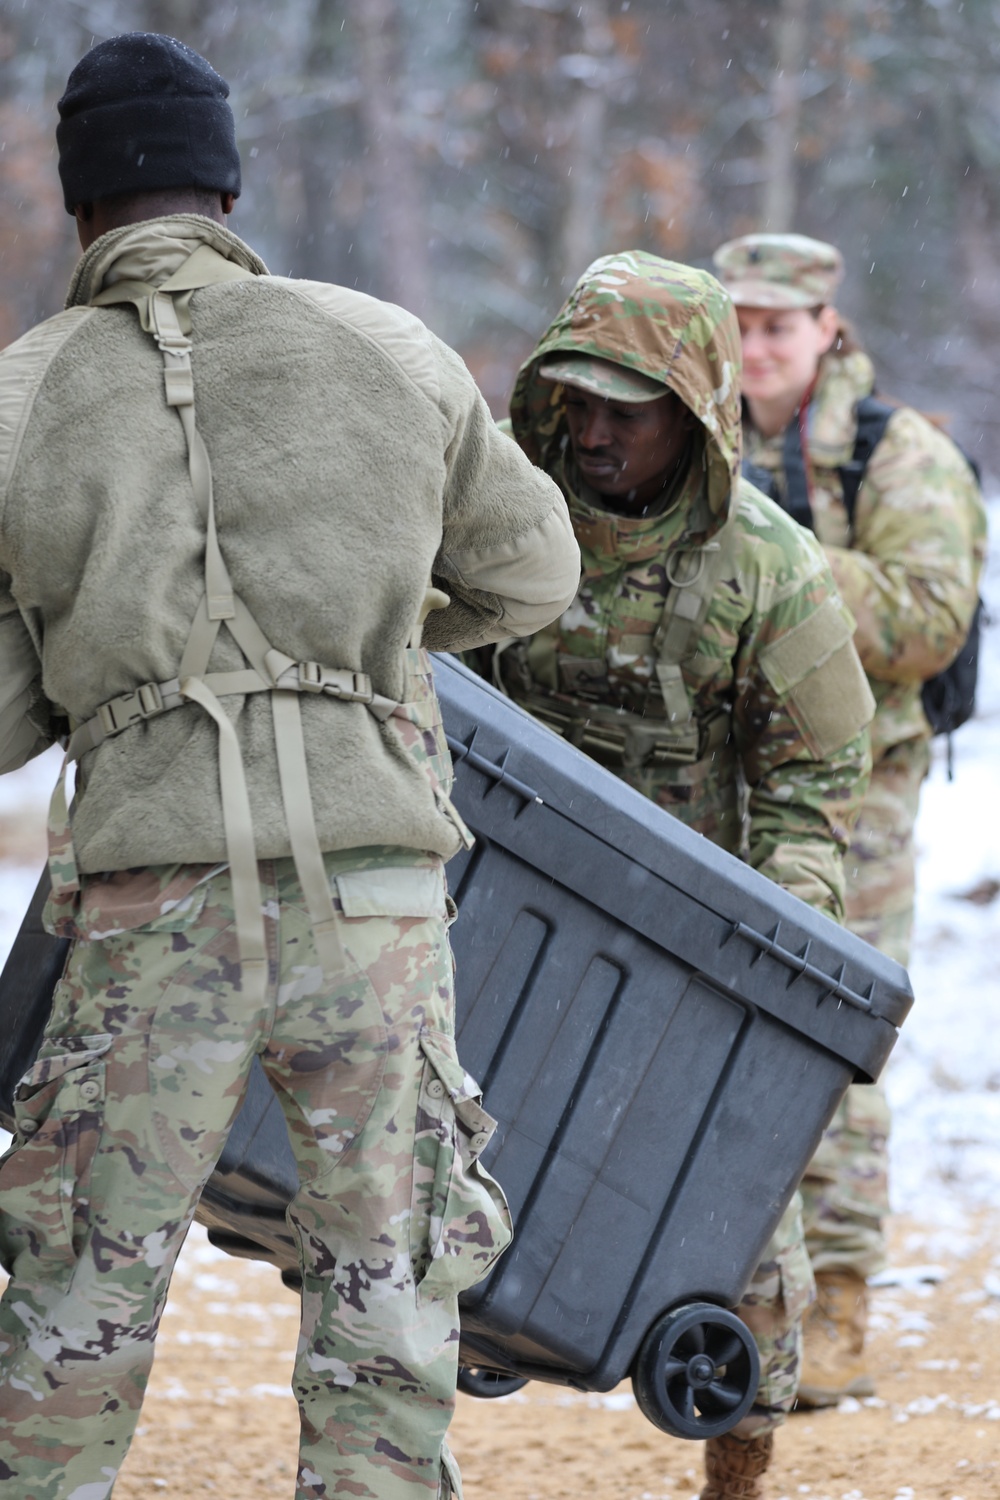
[411, 1028, 512, 1301]
[419, 1029, 497, 1157]
[15, 1035, 113, 1101]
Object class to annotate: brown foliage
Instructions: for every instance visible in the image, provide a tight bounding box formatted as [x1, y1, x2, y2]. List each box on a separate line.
[605, 140, 701, 257]
[0, 101, 68, 347]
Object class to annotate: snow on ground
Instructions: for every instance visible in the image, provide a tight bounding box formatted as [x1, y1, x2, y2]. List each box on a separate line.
[886, 495, 1000, 1237]
[0, 501, 997, 1249]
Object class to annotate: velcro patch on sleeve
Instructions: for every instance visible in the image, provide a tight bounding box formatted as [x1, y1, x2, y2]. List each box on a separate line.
[785, 641, 876, 759]
[758, 595, 855, 696]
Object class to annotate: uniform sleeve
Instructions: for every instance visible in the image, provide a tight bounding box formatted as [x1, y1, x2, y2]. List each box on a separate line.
[0, 585, 59, 773]
[732, 521, 875, 920]
[824, 409, 986, 684]
[422, 337, 580, 654]
[742, 723, 871, 919]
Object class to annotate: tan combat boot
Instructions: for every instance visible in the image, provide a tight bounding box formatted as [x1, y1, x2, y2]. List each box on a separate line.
[797, 1268, 874, 1407]
[698, 1431, 773, 1500]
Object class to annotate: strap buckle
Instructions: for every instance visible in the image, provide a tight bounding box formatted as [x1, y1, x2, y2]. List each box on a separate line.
[150, 291, 191, 354]
[298, 661, 325, 693]
[96, 681, 165, 738]
[296, 663, 373, 703]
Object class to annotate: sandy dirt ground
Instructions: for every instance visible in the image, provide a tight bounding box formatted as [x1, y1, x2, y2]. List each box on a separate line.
[13, 1208, 987, 1500]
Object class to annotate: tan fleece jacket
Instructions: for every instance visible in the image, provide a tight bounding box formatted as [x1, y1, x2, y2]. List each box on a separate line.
[0, 217, 579, 871]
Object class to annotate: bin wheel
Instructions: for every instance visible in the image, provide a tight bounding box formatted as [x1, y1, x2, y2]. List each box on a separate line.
[456, 1366, 529, 1399]
[632, 1303, 760, 1440]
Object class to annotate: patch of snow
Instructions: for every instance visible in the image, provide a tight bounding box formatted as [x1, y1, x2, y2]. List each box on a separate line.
[885, 496, 1000, 1226]
[598, 1390, 636, 1410]
[870, 1264, 947, 1289]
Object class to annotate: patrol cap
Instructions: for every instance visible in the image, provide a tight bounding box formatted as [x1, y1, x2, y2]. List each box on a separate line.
[712, 233, 844, 309]
[538, 354, 667, 403]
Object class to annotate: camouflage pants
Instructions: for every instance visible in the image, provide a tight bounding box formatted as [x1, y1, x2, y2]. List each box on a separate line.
[729, 1194, 813, 1438]
[842, 735, 928, 968]
[800, 736, 928, 1280]
[0, 847, 510, 1500]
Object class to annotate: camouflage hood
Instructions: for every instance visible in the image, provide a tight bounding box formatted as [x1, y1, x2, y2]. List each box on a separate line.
[510, 250, 743, 539]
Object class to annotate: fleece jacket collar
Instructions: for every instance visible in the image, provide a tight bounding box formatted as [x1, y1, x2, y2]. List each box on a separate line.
[65, 214, 268, 309]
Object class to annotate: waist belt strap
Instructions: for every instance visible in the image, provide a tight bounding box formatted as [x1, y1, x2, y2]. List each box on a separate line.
[51, 248, 406, 1001]
[521, 691, 731, 769]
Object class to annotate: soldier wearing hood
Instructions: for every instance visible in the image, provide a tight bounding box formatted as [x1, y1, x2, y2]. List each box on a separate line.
[469, 251, 875, 1500]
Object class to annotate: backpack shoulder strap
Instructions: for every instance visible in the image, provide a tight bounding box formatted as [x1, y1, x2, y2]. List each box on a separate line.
[780, 406, 815, 532]
[838, 395, 895, 527]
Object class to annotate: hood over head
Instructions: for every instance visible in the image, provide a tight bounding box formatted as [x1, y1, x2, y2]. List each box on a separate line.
[510, 250, 743, 538]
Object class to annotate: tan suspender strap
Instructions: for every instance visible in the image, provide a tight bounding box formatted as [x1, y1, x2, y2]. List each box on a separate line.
[271, 690, 348, 980]
[227, 597, 281, 679]
[148, 292, 236, 622]
[178, 675, 268, 1007]
[54, 245, 413, 991]
[178, 596, 223, 681]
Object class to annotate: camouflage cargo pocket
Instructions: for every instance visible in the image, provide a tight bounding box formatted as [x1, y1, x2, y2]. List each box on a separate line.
[77, 864, 219, 939]
[410, 1027, 512, 1303]
[0, 1033, 112, 1274]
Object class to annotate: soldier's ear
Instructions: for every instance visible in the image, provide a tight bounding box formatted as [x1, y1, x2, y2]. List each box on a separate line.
[815, 305, 840, 355]
[73, 202, 94, 250]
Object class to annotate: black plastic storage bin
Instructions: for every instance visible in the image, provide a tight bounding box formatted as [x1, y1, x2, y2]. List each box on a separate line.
[0, 654, 912, 1440]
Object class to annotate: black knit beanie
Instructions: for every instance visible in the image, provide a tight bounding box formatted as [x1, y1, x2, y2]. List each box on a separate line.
[57, 32, 241, 213]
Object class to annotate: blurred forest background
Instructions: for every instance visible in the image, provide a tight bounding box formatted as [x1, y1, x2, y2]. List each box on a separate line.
[3, 0, 1000, 471]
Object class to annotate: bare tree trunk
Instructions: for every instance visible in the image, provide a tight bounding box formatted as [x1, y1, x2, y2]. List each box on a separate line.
[294, 0, 357, 284]
[555, 0, 613, 288]
[760, 0, 809, 231]
[353, 0, 429, 317]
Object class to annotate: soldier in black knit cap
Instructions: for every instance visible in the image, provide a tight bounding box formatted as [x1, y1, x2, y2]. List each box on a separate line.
[0, 31, 579, 1500]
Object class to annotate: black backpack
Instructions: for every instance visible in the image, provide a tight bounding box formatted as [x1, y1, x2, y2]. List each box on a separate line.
[742, 395, 983, 754]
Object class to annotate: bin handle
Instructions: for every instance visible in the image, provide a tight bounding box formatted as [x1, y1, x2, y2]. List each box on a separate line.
[726, 920, 876, 1014]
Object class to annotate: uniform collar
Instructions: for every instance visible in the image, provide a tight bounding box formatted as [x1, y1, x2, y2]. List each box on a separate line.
[65, 215, 268, 309]
[558, 451, 704, 562]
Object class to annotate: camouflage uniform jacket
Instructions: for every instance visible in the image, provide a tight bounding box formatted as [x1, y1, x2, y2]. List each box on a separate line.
[743, 350, 987, 758]
[486, 251, 874, 919]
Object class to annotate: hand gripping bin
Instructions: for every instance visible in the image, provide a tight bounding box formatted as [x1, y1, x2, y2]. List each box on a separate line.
[0, 654, 912, 1440]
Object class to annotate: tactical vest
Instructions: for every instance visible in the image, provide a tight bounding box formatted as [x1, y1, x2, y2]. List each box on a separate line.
[496, 507, 738, 774]
[47, 246, 466, 1001]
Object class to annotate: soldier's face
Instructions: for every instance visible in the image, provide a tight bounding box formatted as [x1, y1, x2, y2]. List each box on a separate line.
[735, 305, 839, 405]
[562, 387, 693, 508]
